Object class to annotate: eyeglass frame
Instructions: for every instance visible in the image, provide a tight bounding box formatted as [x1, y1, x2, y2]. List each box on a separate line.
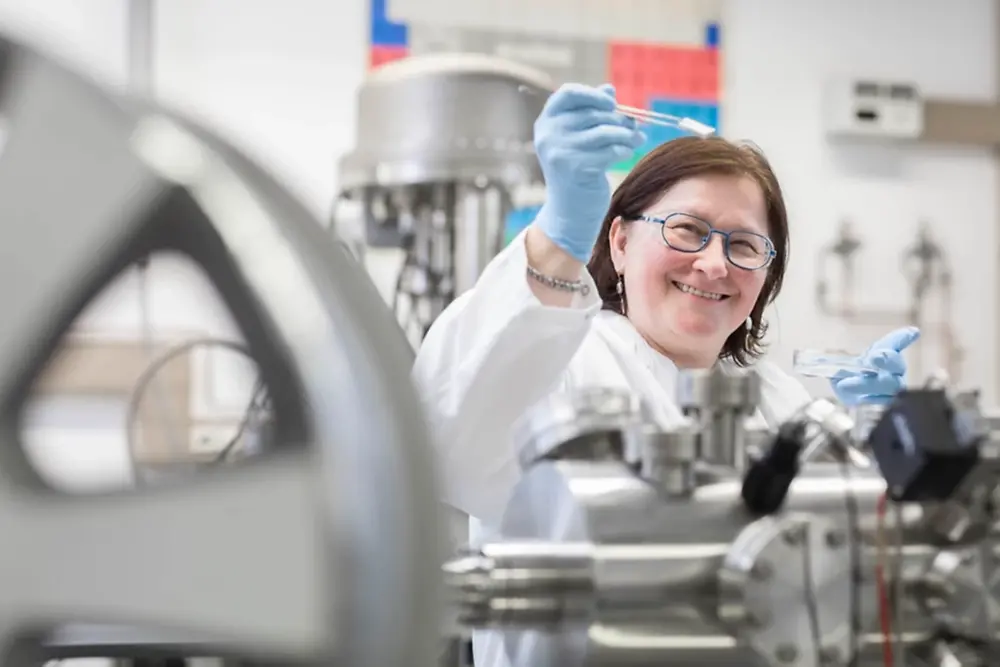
[629, 212, 777, 271]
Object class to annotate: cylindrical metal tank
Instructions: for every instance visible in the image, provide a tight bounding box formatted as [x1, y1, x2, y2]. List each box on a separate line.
[339, 52, 550, 190]
[335, 53, 552, 345]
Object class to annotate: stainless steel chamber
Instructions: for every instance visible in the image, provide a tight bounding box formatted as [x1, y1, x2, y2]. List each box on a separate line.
[0, 33, 443, 666]
[336, 53, 551, 343]
[445, 367, 1000, 667]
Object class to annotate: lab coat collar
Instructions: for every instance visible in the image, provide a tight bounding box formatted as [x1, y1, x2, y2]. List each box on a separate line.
[595, 310, 681, 393]
[595, 310, 751, 387]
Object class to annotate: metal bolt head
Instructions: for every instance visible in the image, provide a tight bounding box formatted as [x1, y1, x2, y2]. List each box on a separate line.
[775, 643, 799, 663]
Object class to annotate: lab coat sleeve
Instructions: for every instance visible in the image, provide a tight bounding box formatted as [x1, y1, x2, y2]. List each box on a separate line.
[413, 228, 602, 524]
[754, 360, 814, 428]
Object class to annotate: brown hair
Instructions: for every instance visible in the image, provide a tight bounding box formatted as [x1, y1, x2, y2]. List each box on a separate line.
[587, 136, 790, 367]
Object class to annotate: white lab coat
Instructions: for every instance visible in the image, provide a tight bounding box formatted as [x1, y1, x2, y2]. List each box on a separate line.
[413, 229, 813, 667]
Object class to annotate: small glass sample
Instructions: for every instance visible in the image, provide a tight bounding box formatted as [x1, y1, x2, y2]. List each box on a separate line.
[792, 349, 878, 379]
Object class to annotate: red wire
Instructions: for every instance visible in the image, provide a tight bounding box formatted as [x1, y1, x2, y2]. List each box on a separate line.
[875, 493, 894, 667]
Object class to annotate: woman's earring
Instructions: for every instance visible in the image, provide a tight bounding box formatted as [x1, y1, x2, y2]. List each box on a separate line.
[617, 274, 627, 315]
[745, 316, 754, 342]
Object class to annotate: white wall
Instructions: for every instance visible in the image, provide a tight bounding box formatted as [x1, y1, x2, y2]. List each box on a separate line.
[154, 0, 366, 218]
[0, 0, 127, 86]
[0, 0, 997, 490]
[152, 0, 404, 301]
[723, 0, 998, 401]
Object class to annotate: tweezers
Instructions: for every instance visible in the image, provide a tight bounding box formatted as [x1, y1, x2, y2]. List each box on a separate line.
[516, 84, 716, 138]
[615, 104, 716, 137]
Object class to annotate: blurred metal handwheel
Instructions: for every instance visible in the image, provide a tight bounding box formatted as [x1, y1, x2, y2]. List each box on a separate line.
[0, 33, 443, 667]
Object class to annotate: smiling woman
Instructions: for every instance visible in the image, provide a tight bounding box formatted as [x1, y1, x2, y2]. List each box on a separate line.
[588, 136, 789, 368]
[411, 82, 919, 667]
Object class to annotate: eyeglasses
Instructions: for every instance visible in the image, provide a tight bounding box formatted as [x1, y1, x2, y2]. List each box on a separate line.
[633, 213, 776, 271]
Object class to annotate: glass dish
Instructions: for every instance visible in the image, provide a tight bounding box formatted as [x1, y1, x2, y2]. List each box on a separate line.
[792, 349, 878, 379]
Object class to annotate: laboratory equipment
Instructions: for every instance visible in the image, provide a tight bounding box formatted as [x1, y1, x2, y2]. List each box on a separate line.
[823, 78, 925, 139]
[0, 32, 443, 666]
[336, 53, 551, 345]
[444, 364, 1000, 667]
[9, 27, 1000, 667]
[793, 348, 878, 378]
[816, 219, 963, 382]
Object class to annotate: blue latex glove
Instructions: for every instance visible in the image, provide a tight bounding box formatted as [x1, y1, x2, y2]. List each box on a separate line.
[830, 326, 921, 406]
[533, 83, 645, 262]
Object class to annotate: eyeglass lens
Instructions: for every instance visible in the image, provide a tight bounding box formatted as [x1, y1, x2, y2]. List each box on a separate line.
[663, 214, 771, 268]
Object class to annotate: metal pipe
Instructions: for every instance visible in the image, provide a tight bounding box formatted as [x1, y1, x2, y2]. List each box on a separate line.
[816, 222, 965, 383]
[940, 273, 963, 380]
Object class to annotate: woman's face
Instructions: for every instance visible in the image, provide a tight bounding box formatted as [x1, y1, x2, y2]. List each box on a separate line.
[609, 173, 771, 368]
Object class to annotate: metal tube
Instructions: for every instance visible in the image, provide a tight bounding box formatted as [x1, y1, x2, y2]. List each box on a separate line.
[454, 184, 507, 297]
[706, 411, 738, 470]
[444, 542, 593, 627]
[445, 541, 730, 628]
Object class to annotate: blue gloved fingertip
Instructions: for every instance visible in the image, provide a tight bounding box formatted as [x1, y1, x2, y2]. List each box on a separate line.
[871, 326, 921, 353]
